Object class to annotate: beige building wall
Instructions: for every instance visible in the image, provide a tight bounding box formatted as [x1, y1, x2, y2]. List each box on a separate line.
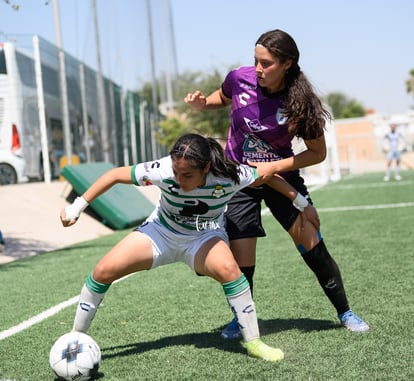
[333, 114, 414, 174]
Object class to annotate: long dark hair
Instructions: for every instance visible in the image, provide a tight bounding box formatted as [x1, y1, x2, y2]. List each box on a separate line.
[170, 133, 240, 184]
[256, 29, 331, 139]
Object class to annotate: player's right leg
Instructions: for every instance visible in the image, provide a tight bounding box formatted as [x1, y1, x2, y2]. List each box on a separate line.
[73, 274, 108, 332]
[73, 231, 153, 332]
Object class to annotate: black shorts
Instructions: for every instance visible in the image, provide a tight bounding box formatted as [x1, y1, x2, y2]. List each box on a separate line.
[225, 174, 311, 240]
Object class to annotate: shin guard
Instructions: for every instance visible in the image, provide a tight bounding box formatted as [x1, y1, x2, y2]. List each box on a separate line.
[301, 240, 349, 314]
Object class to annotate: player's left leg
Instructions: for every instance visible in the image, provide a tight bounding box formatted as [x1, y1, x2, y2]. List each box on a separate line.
[221, 187, 264, 340]
[223, 275, 283, 361]
[289, 217, 369, 333]
[194, 238, 284, 361]
[394, 154, 402, 180]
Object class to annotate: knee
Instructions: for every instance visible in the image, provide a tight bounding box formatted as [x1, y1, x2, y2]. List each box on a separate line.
[217, 260, 242, 283]
[302, 239, 338, 273]
[92, 263, 114, 284]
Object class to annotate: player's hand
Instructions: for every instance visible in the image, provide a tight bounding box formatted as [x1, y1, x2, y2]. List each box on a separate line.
[60, 208, 78, 227]
[184, 91, 207, 111]
[60, 196, 88, 227]
[298, 204, 320, 231]
[247, 160, 275, 186]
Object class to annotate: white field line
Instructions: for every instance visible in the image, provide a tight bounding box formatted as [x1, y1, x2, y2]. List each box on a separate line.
[0, 275, 131, 341]
[314, 179, 414, 191]
[0, 296, 79, 341]
[262, 180, 414, 215]
[262, 201, 414, 216]
[316, 201, 414, 213]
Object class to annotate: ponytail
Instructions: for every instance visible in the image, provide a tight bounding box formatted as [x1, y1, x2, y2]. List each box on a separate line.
[285, 68, 331, 139]
[206, 137, 240, 184]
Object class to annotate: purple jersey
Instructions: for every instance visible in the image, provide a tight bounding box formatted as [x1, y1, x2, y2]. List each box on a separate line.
[222, 66, 295, 174]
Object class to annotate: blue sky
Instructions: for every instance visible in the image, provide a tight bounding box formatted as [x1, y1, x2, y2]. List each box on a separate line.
[1, 0, 413, 115]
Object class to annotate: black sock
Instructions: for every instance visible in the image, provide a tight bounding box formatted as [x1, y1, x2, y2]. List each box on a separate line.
[302, 240, 349, 315]
[240, 266, 255, 297]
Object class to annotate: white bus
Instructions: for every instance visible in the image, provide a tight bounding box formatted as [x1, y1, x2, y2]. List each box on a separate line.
[0, 36, 148, 185]
[0, 41, 28, 184]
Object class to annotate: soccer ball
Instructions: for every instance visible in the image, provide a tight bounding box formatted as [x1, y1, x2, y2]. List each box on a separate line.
[49, 332, 101, 381]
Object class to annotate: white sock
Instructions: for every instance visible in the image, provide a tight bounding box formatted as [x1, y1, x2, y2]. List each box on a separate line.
[223, 275, 260, 342]
[73, 284, 105, 332]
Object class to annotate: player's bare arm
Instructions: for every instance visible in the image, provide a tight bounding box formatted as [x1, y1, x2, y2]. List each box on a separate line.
[184, 88, 231, 110]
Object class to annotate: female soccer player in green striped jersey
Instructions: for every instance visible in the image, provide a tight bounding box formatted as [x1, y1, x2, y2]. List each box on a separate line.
[60, 133, 318, 362]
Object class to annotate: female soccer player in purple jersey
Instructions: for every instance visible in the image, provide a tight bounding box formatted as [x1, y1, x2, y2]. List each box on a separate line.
[185, 29, 369, 338]
[60, 133, 319, 362]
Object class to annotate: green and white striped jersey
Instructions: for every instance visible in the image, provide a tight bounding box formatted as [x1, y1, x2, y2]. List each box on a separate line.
[131, 156, 258, 235]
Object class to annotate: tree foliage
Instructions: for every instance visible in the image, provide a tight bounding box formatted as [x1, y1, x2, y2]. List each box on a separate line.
[156, 117, 187, 149]
[174, 68, 231, 138]
[324, 92, 366, 119]
[135, 67, 234, 148]
[406, 69, 414, 106]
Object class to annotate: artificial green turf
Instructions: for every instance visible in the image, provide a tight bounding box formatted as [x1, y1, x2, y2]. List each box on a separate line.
[0, 171, 413, 380]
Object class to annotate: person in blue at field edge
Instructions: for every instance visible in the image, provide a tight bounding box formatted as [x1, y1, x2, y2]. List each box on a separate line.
[185, 29, 369, 338]
[60, 133, 320, 362]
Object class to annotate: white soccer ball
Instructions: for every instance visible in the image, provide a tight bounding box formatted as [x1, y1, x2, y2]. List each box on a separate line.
[49, 332, 101, 381]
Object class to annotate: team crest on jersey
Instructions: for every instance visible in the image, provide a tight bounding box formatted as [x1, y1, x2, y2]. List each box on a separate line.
[139, 175, 153, 186]
[276, 108, 288, 125]
[212, 185, 225, 198]
[243, 117, 268, 132]
[243, 134, 282, 161]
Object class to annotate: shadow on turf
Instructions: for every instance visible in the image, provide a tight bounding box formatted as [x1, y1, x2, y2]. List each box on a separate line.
[53, 373, 105, 381]
[101, 317, 336, 360]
